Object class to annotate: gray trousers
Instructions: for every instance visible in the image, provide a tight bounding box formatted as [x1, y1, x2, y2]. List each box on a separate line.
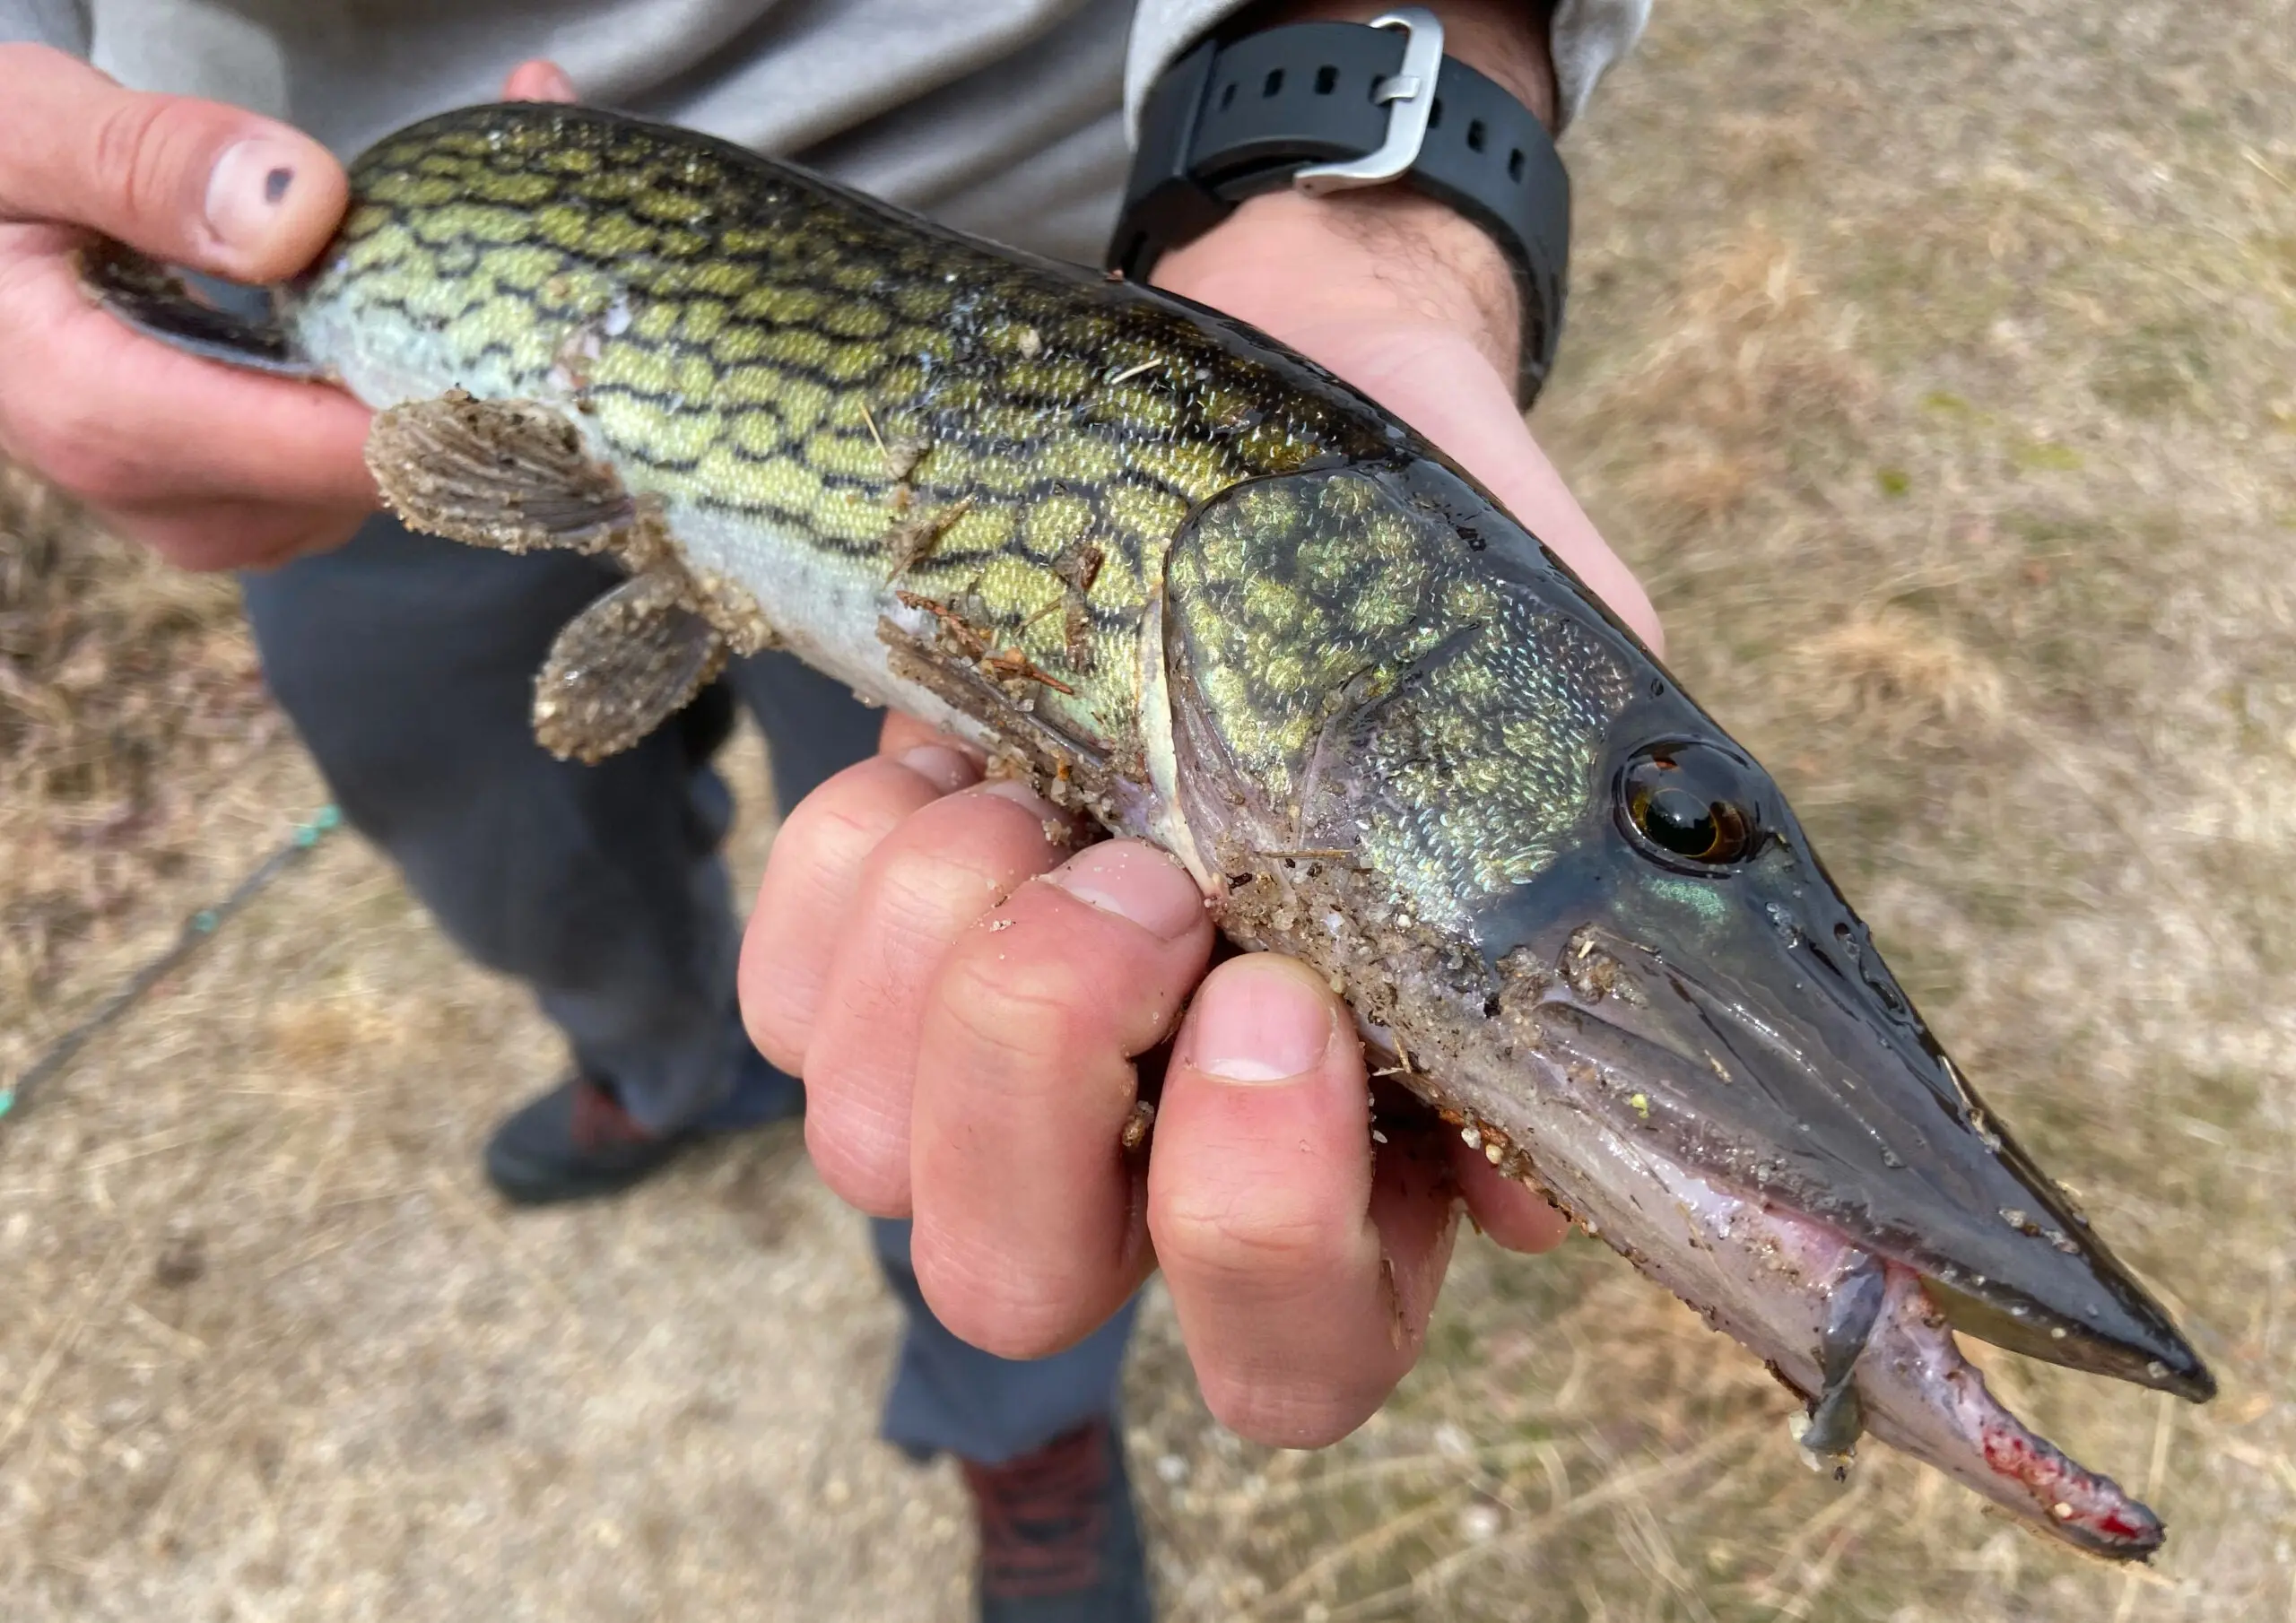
[241, 513, 1135, 1464]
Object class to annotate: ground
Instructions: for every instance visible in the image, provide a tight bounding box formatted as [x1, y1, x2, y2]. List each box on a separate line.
[4, 0, 2292, 1618]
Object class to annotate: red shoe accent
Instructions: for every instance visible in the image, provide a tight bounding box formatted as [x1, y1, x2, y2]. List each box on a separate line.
[569, 1079, 657, 1152]
[961, 1423, 1111, 1600]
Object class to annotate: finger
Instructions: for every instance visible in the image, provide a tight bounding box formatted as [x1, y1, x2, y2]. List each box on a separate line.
[739, 742, 982, 1073]
[0, 45, 344, 282]
[909, 840, 1213, 1357]
[501, 59, 579, 103]
[799, 781, 1079, 1216]
[0, 231, 375, 518]
[1151, 955, 1462, 1447]
[879, 708, 977, 758]
[1450, 1142, 1571, 1254]
[107, 495, 372, 572]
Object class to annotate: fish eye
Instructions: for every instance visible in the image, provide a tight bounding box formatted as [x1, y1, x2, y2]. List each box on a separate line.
[1621, 746, 1759, 866]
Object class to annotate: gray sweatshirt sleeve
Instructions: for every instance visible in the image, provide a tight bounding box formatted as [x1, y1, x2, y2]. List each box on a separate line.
[1126, 0, 1650, 135]
[0, 0, 88, 52]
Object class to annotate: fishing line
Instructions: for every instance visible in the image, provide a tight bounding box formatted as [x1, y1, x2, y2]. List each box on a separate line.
[0, 806, 342, 1135]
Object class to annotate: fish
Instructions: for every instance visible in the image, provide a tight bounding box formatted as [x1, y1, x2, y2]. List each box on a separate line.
[85, 100, 2213, 1558]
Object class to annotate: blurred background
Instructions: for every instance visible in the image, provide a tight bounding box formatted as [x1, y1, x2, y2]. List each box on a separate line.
[4, 0, 2292, 1617]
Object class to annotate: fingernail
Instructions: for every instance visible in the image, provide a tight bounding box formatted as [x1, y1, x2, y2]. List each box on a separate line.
[1046, 841, 1202, 942]
[978, 777, 1081, 847]
[982, 780, 1060, 812]
[979, 777, 1066, 821]
[1185, 957, 1335, 1083]
[204, 138, 304, 249]
[897, 743, 980, 795]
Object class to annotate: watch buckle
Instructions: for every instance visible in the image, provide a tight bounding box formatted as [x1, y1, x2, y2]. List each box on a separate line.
[1292, 6, 1445, 195]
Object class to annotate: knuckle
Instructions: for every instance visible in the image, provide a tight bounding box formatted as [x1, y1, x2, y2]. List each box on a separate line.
[782, 771, 907, 860]
[1154, 1184, 1347, 1286]
[756, 778, 915, 918]
[769, 759, 952, 900]
[931, 941, 1095, 1079]
[90, 96, 191, 229]
[868, 836, 994, 933]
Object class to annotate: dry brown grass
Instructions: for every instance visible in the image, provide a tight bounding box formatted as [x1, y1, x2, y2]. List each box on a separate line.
[0, 471, 279, 1081]
[4, 0, 2293, 1618]
[1133, 0, 2296, 1615]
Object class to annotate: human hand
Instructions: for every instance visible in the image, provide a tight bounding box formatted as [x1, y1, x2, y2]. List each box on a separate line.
[742, 4, 1659, 1445]
[742, 712, 1574, 1445]
[744, 178, 1654, 1453]
[1159, 0, 1662, 652]
[0, 52, 582, 573]
[0, 44, 370, 569]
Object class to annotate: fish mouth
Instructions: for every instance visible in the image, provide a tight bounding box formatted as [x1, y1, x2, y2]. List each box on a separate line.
[1626, 1167, 2176, 1561]
[1523, 925, 2213, 1406]
[1435, 754, 2218, 1557]
[1475, 956, 2198, 1559]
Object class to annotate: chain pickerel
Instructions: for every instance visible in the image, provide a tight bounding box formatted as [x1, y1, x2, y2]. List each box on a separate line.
[88, 102, 2212, 1558]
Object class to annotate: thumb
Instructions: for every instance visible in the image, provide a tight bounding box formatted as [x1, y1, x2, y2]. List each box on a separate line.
[501, 58, 579, 103]
[0, 43, 344, 282]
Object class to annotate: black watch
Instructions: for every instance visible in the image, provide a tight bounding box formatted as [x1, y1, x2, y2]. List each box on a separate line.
[1108, 5, 1570, 406]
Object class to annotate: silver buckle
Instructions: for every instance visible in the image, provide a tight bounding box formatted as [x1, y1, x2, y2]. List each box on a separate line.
[1292, 7, 1446, 195]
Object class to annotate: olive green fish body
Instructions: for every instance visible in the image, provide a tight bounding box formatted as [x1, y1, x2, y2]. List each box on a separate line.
[88, 102, 2213, 1559]
[287, 106, 1404, 821]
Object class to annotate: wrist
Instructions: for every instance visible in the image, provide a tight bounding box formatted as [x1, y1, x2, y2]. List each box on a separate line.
[1146, 0, 1557, 386]
[1153, 184, 1519, 382]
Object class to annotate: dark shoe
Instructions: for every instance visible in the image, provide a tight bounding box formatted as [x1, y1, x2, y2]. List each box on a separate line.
[483, 1076, 691, 1204]
[692, 1040, 806, 1131]
[961, 1419, 1152, 1623]
[483, 1049, 804, 1205]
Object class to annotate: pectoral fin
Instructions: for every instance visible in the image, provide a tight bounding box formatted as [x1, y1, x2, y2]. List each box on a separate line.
[367, 391, 639, 556]
[535, 569, 726, 762]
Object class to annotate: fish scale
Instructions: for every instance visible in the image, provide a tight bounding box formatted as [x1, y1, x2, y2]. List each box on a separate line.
[84, 100, 2213, 1563]
[294, 105, 1403, 765]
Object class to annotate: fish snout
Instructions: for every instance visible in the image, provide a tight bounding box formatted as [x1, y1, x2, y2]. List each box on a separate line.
[1496, 905, 2213, 1406]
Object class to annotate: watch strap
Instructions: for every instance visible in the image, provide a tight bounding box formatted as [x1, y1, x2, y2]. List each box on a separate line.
[1110, 12, 1570, 405]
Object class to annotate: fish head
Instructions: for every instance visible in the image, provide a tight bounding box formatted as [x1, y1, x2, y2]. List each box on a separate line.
[1464, 697, 2214, 1405]
[1162, 455, 2213, 1432]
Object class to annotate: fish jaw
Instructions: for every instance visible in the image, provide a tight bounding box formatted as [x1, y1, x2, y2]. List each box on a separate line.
[1468, 838, 2214, 1406]
[1857, 1266, 2167, 1558]
[1421, 1049, 2170, 1558]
